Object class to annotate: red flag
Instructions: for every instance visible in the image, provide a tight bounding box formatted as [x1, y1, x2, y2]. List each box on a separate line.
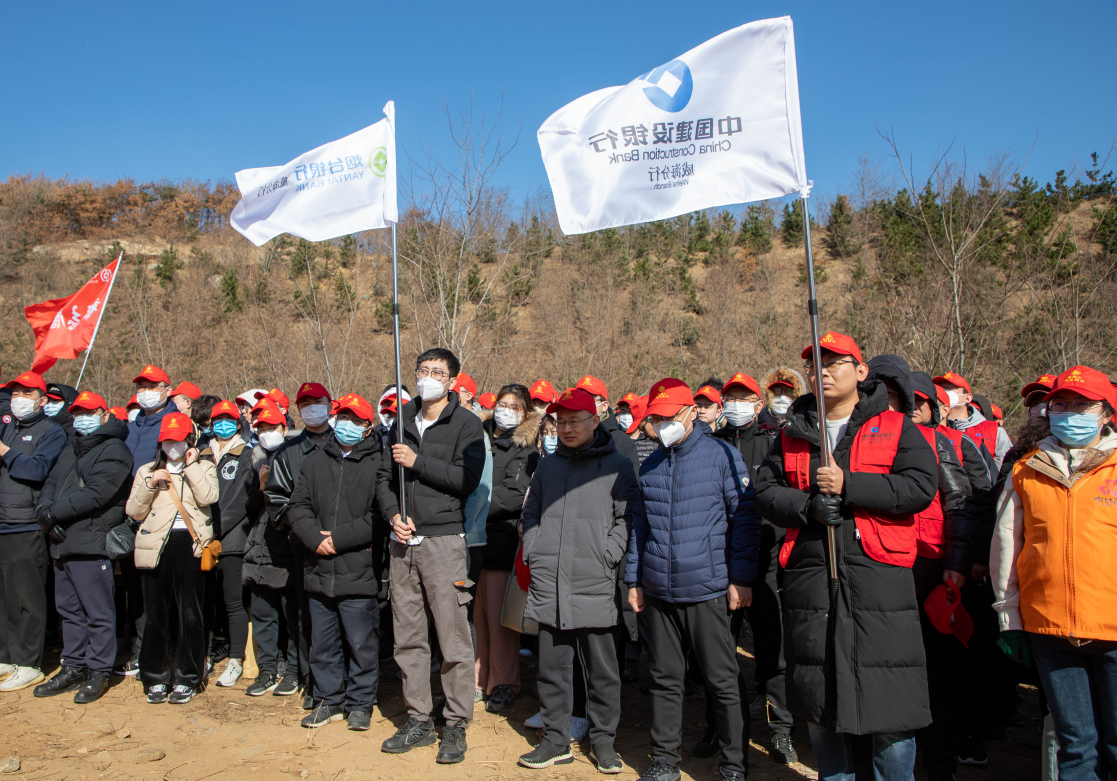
[25, 258, 120, 375]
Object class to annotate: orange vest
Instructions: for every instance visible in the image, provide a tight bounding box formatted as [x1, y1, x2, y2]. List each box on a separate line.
[1012, 451, 1117, 641]
[779, 410, 918, 568]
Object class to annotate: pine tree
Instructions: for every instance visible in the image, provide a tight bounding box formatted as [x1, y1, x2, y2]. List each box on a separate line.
[824, 195, 861, 258]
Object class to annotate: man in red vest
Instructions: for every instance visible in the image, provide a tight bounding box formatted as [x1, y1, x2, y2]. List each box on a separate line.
[755, 332, 938, 781]
[934, 372, 1013, 474]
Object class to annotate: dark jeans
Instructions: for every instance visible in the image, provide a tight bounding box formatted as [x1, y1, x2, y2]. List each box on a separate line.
[206, 553, 249, 659]
[139, 531, 206, 689]
[808, 723, 916, 781]
[1030, 633, 1117, 781]
[308, 594, 379, 711]
[0, 530, 48, 668]
[250, 583, 298, 677]
[55, 557, 116, 673]
[537, 624, 620, 749]
[645, 595, 746, 774]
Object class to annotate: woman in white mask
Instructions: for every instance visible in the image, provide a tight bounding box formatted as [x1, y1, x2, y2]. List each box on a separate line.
[760, 366, 805, 421]
[126, 412, 219, 706]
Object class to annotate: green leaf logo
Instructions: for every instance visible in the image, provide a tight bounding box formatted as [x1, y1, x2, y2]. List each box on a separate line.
[369, 147, 388, 178]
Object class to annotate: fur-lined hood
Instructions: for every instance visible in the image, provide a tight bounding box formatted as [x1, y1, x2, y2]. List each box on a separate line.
[485, 410, 543, 449]
[761, 366, 807, 407]
[476, 406, 493, 423]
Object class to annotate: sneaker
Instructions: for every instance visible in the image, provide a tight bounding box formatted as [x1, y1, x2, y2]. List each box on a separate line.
[486, 684, 515, 713]
[524, 710, 544, 730]
[569, 716, 590, 742]
[956, 736, 988, 766]
[301, 703, 344, 728]
[347, 710, 371, 731]
[33, 665, 86, 697]
[590, 743, 623, 774]
[216, 659, 242, 688]
[245, 672, 279, 697]
[771, 733, 798, 764]
[749, 694, 768, 721]
[692, 723, 719, 758]
[719, 769, 746, 781]
[74, 672, 109, 704]
[114, 654, 139, 677]
[274, 673, 300, 696]
[146, 684, 169, 704]
[209, 641, 229, 665]
[637, 759, 681, 781]
[436, 725, 468, 764]
[203, 658, 214, 678]
[474, 687, 484, 703]
[519, 739, 574, 769]
[381, 717, 436, 753]
[168, 685, 196, 704]
[0, 663, 17, 681]
[0, 666, 44, 691]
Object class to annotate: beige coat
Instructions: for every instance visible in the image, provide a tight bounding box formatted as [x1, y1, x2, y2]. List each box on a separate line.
[127, 460, 220, 569]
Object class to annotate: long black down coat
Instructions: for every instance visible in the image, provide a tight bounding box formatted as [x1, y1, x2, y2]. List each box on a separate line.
[754, 380, 938, 734]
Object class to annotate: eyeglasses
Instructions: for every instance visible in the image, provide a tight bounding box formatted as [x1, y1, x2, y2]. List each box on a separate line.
[1049, 399, 1103, 415]
[556, 416, 593, 429]
[495, 402, 525, 413]
[415, 367, 449, 380]
[804, 358, 856, 373]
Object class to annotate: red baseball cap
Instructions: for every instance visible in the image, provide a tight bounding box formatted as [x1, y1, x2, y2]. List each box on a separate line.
[453, 373, 477, 397]
[256, 405, 286, 426]
[646, 378, 696, 417]
[1021, 374, 1056, 400]
[295, 382, 331, 403]
[923, 581, 974, 648]
[547, 387, 598, 416]
[267, 388, 290, 409]
[251, 398, 282, 419]
[132, 365, 170, 385]
[723, 373, 762, 397]
[335, 392, 375, 422]
[1045, 365, 1117, 408]
[69, 391, 108, 413]
[991, 404, 1003, 421]
[126, 394, 140, 410]
[933, 372, 971, 394]
[380, 400, 398, 415]
[109, 407, 128, 421]
[625, 396, 648, 434]
[210, 400, 241, 421]
[158, 412, 193, 442]
[801, 332, 863, 364]
[5, 371, 47, 393]
[329, 400, 340, 415]
[935, 386, 951, 408]
[171, 382, 202, 401]
[478, 392, 497, 410]
[576, 375, 608, 400]
[618, 392, 640, 410]
[529, 379, 557, 404]
[694, 385, 722, 405]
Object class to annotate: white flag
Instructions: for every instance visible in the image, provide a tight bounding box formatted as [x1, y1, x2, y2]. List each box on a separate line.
[538, 18, 809, 235]
[230, 102, 398, 246]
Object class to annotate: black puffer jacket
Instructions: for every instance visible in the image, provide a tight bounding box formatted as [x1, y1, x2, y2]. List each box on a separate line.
[37, 419, 133, 558]
[289, 433, 384, 598]
[599, 409, 640, 476]
[262, 427, 332, 523]
[755, 381, 938, 734]
[633, 434, 658, 464]
[203, 437, 260, 555]
[482, 413, 540, 571]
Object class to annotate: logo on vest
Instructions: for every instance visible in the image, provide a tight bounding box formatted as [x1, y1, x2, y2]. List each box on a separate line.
[221, 461, 239, 481]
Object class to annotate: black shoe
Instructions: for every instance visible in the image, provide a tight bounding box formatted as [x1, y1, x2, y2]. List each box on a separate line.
[486, 684, 516, 713]
[348, 710, 371, 731]
[301, 703, 344, 728]
[771, 733, 797, 765]
[956, 735, 988, 766]
[74, 672, 109, 704]
[33, 665, 86, 698]
[519, 739, 574, 769]
[693, 723, 719, 758]
[302, 694, 315, 710]
[436, 725, 467, 764]
[245, 672, 279, 697]
[621, 657, 638, 683]
[638, 759, 681, 781]
[146, 684, 169, 704]
[274, 673, 300, 697]
[209, 640, 229, 665]
[381, 717, 436, 753]
[114, 654, 139, 677]
[719, 769, 746, 781]
[590, 743, 623, 774]
[168, 685, 196, 704]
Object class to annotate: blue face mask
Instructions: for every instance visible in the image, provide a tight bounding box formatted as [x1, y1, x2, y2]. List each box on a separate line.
[333, 419, 367, 446]
[542, 434, 558, 454]
[202, 426, 214, 437]
[212, 419, 239, 440]
[1049, 412, 1101, 448]
[73, 413, 102, 436]
[44, 400, 65, 418]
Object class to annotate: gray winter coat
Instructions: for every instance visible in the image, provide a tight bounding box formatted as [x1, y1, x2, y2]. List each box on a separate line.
[521, 427, 637, 630]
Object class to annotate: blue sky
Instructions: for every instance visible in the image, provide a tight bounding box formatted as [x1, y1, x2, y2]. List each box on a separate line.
[2, 0, 1114, 209]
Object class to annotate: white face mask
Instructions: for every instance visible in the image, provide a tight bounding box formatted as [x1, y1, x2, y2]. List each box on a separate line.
[162, 440, 188, 463]
[617, 412, 634, 431]
[416, 376, 449, 401]
[299, 403, 329, 427]
[494, 407, 523, 430]
[653, 413, 690, 448]
[378, 410, 395, 428]
[946, 390, 961, 409]
[328, 416, 337, 430]
[44, 400, 65, 417]
[137, 389, 165, 410]
[128, 409, 140, 423]
[10, 396, 39, 421]
[723, 400, 757, 427]
[770, 395, 793, 415]
[258, 429, 285, 451]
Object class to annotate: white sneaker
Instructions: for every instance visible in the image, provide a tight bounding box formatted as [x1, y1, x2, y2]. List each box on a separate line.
[0, 666, 44, 691]
[524, 710, 544, 729]
[216, 659, 243, 688]
[0, 664, 16, 682]
[569, 715, 590, 741]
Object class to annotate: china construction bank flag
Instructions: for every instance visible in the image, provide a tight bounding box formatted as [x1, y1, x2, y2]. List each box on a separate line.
[25, 257, 119, 374]
[230, 102, 398, 246]
[538, 17, 809, 235]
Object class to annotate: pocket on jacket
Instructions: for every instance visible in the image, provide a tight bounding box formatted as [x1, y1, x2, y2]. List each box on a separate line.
[707, 538, 716, 577]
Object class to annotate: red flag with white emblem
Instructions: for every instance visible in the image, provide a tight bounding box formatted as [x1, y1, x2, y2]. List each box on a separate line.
[24, 257, 120, 375]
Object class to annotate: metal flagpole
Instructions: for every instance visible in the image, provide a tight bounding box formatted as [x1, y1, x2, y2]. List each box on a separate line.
[75, 252, 122, 390]
[800, 197, 840, 607]
[391, 223, 406, 525]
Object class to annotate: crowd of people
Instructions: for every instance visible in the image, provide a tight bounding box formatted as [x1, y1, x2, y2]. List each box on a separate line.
[0, 335, 1113, 781]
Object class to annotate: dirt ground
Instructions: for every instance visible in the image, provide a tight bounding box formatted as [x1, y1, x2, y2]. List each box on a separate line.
[2, 640, 1043, 781]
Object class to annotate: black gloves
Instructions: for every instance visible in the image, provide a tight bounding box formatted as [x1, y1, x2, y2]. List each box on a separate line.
[36, 506, 67, 543]
[808, 493, 844, 527]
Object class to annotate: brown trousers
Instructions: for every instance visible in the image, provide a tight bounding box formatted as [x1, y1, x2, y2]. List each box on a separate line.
[474, 568, 522, 695]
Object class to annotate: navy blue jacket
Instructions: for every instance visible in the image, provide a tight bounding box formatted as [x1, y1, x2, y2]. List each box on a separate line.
[125, 402, 176, 475]
[625, 425, 760, 603]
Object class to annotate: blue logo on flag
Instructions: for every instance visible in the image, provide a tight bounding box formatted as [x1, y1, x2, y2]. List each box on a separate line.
[640, 59, 693, 113]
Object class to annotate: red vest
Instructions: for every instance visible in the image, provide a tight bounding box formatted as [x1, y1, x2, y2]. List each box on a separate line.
[962, 420, 999, 460]
[914, 426, 945, 559]
[938, 425, 965, 462]
[778, 410, 918, 568]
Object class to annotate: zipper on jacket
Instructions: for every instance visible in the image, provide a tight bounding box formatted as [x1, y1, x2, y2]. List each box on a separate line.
[667, 448, 675, 594]
[329, 458, 345, 594]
